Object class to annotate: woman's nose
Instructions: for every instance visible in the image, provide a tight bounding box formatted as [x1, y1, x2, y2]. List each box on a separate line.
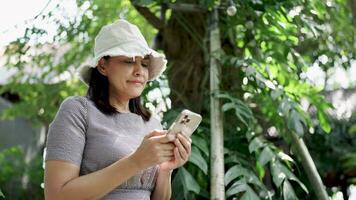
[133, 62, 144, 76]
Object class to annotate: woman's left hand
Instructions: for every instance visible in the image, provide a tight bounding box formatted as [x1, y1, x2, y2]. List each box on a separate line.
[159, 132, 192, 172]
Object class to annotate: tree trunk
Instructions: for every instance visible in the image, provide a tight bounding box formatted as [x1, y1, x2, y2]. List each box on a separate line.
[161, 2, 208, 113]
[156, 2, 227, 198]
[349, 0, 356, 27]
[208, 7, 225, 200]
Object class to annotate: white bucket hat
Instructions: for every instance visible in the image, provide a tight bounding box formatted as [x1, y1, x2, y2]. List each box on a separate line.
[77, 19, 167, 86]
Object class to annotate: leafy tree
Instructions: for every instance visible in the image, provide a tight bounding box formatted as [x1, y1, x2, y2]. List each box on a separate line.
[305, 109, 356, 198]
[0, 146, 43, 199]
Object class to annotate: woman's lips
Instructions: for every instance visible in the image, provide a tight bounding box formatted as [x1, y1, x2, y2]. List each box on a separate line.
[127, 80, 143, 85]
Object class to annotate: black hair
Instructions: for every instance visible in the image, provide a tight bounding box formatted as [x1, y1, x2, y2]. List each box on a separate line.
[86, 56, 151, 121]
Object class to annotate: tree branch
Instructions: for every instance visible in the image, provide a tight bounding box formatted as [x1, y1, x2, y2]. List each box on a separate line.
[349, 0, 356, 27]
[131, 3, 164, 30]
[131, 2, 208, 30]
[165, 3, 207, 13]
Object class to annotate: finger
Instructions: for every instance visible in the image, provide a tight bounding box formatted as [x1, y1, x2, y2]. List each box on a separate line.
[179, 131, 192, 143]
[160, 143, 176, 150]
[159, 155, 174, 163]
[149, 131, 169, 141]
[159, 150, 174, 157]
[174, 147, 183, 162]
[166, 132, 177, 141]
[177, 133, 192, 154]
[155, 133, 174, 143]
[174, 147, 185, 165]
[175, 138, 188, 160]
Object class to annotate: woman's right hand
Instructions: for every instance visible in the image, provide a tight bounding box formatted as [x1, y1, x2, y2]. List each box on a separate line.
[130, 130, 175, 170]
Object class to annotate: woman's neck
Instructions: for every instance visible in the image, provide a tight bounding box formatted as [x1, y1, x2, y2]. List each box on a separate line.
[109, 93, 130, 113]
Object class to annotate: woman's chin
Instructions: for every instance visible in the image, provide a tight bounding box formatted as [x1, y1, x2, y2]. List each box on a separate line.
[129, 91, 143, 99]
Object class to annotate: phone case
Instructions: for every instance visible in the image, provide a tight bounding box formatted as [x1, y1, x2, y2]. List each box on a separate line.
[167, 109, 202, 138]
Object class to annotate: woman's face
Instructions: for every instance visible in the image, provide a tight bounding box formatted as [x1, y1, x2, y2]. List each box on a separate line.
[98, 55, 150, 100]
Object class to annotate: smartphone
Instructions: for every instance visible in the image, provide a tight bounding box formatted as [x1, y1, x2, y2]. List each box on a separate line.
[167, 109, 202, 138]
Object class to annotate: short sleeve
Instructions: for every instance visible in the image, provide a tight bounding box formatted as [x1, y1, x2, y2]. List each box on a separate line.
[45, 96, 88, 166]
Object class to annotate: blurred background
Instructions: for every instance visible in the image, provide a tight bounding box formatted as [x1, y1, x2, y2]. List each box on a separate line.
[0, 0, 355, 199]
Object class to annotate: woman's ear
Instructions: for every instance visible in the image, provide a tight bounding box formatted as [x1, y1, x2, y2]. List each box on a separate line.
[97, 58, 107, 76]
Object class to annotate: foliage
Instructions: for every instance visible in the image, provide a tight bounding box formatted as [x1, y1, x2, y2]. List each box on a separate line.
[1, 0, 157, 127]
[0, 146, 44, 200]
[305, 112, 356, 189]
[216, 92, 310, 199]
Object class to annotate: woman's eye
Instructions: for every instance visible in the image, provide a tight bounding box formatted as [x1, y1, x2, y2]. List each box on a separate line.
[124, 60, 134, 64]
[142, 63, 149, 67]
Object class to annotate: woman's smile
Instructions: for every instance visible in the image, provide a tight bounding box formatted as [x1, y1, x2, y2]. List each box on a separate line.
[127, 80, 144, 85]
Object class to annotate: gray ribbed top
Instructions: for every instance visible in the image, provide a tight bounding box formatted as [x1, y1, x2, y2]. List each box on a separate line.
[45, 96, 162, 199]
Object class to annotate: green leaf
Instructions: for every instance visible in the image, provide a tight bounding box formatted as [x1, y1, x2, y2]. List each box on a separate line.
[233, 99, 253, 126]
[225, 165, 246, 186]
[234, 110, 249, 126]
[215, 93, 232, 100]
[188, 146, 208, 175]
[258, 146, 275, 166]
[246, 171, 266, 190]
[222, 102, 236, 111]
[226, 179, 248, 198]
[271, 88, 283, 100]
[287, 110, 304, 136]
[271, 161, 308, 194]
[317, 110, 331, 133]
[277, 151, 294, 163]
[241, 185, 260, 200]
[348, 124, 356, 135]
[225, 164, 265, 191]
[283, 180, 298, 200]
[270, 161, 286, 187]
[248, 137, 265, 153]
[278, 98, 291, 116]
[225, 154, 251, 166]
[342, 153, 356, 170]
[181, 167, 200, 194]
[191, 134, 209, 157]
[256, 161, 265, 180]
[218, 94, 253, 126]
[0, 189, 4, 198]
[279, 163, 308, 193]
[172, 167, 200, 200]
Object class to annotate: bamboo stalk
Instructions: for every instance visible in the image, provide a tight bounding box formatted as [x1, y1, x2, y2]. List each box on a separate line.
[209, 7, 225, 200]
[290, 133, 329, 200]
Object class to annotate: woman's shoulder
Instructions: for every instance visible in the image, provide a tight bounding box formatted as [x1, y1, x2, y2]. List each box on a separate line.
[59, 95, 88, 113]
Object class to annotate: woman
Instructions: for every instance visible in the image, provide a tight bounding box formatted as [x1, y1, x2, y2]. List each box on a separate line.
[44, 19, 192, 200]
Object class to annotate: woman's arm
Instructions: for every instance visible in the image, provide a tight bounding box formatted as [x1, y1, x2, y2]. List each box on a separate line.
[44, 154, 140, 200]
[150, 169, 173, 200]
[45, 130, 174, 200]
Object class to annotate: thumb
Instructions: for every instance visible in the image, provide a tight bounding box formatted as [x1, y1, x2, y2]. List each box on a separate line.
[155, 132, 176, 143]
[144, 129, 166, 139]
